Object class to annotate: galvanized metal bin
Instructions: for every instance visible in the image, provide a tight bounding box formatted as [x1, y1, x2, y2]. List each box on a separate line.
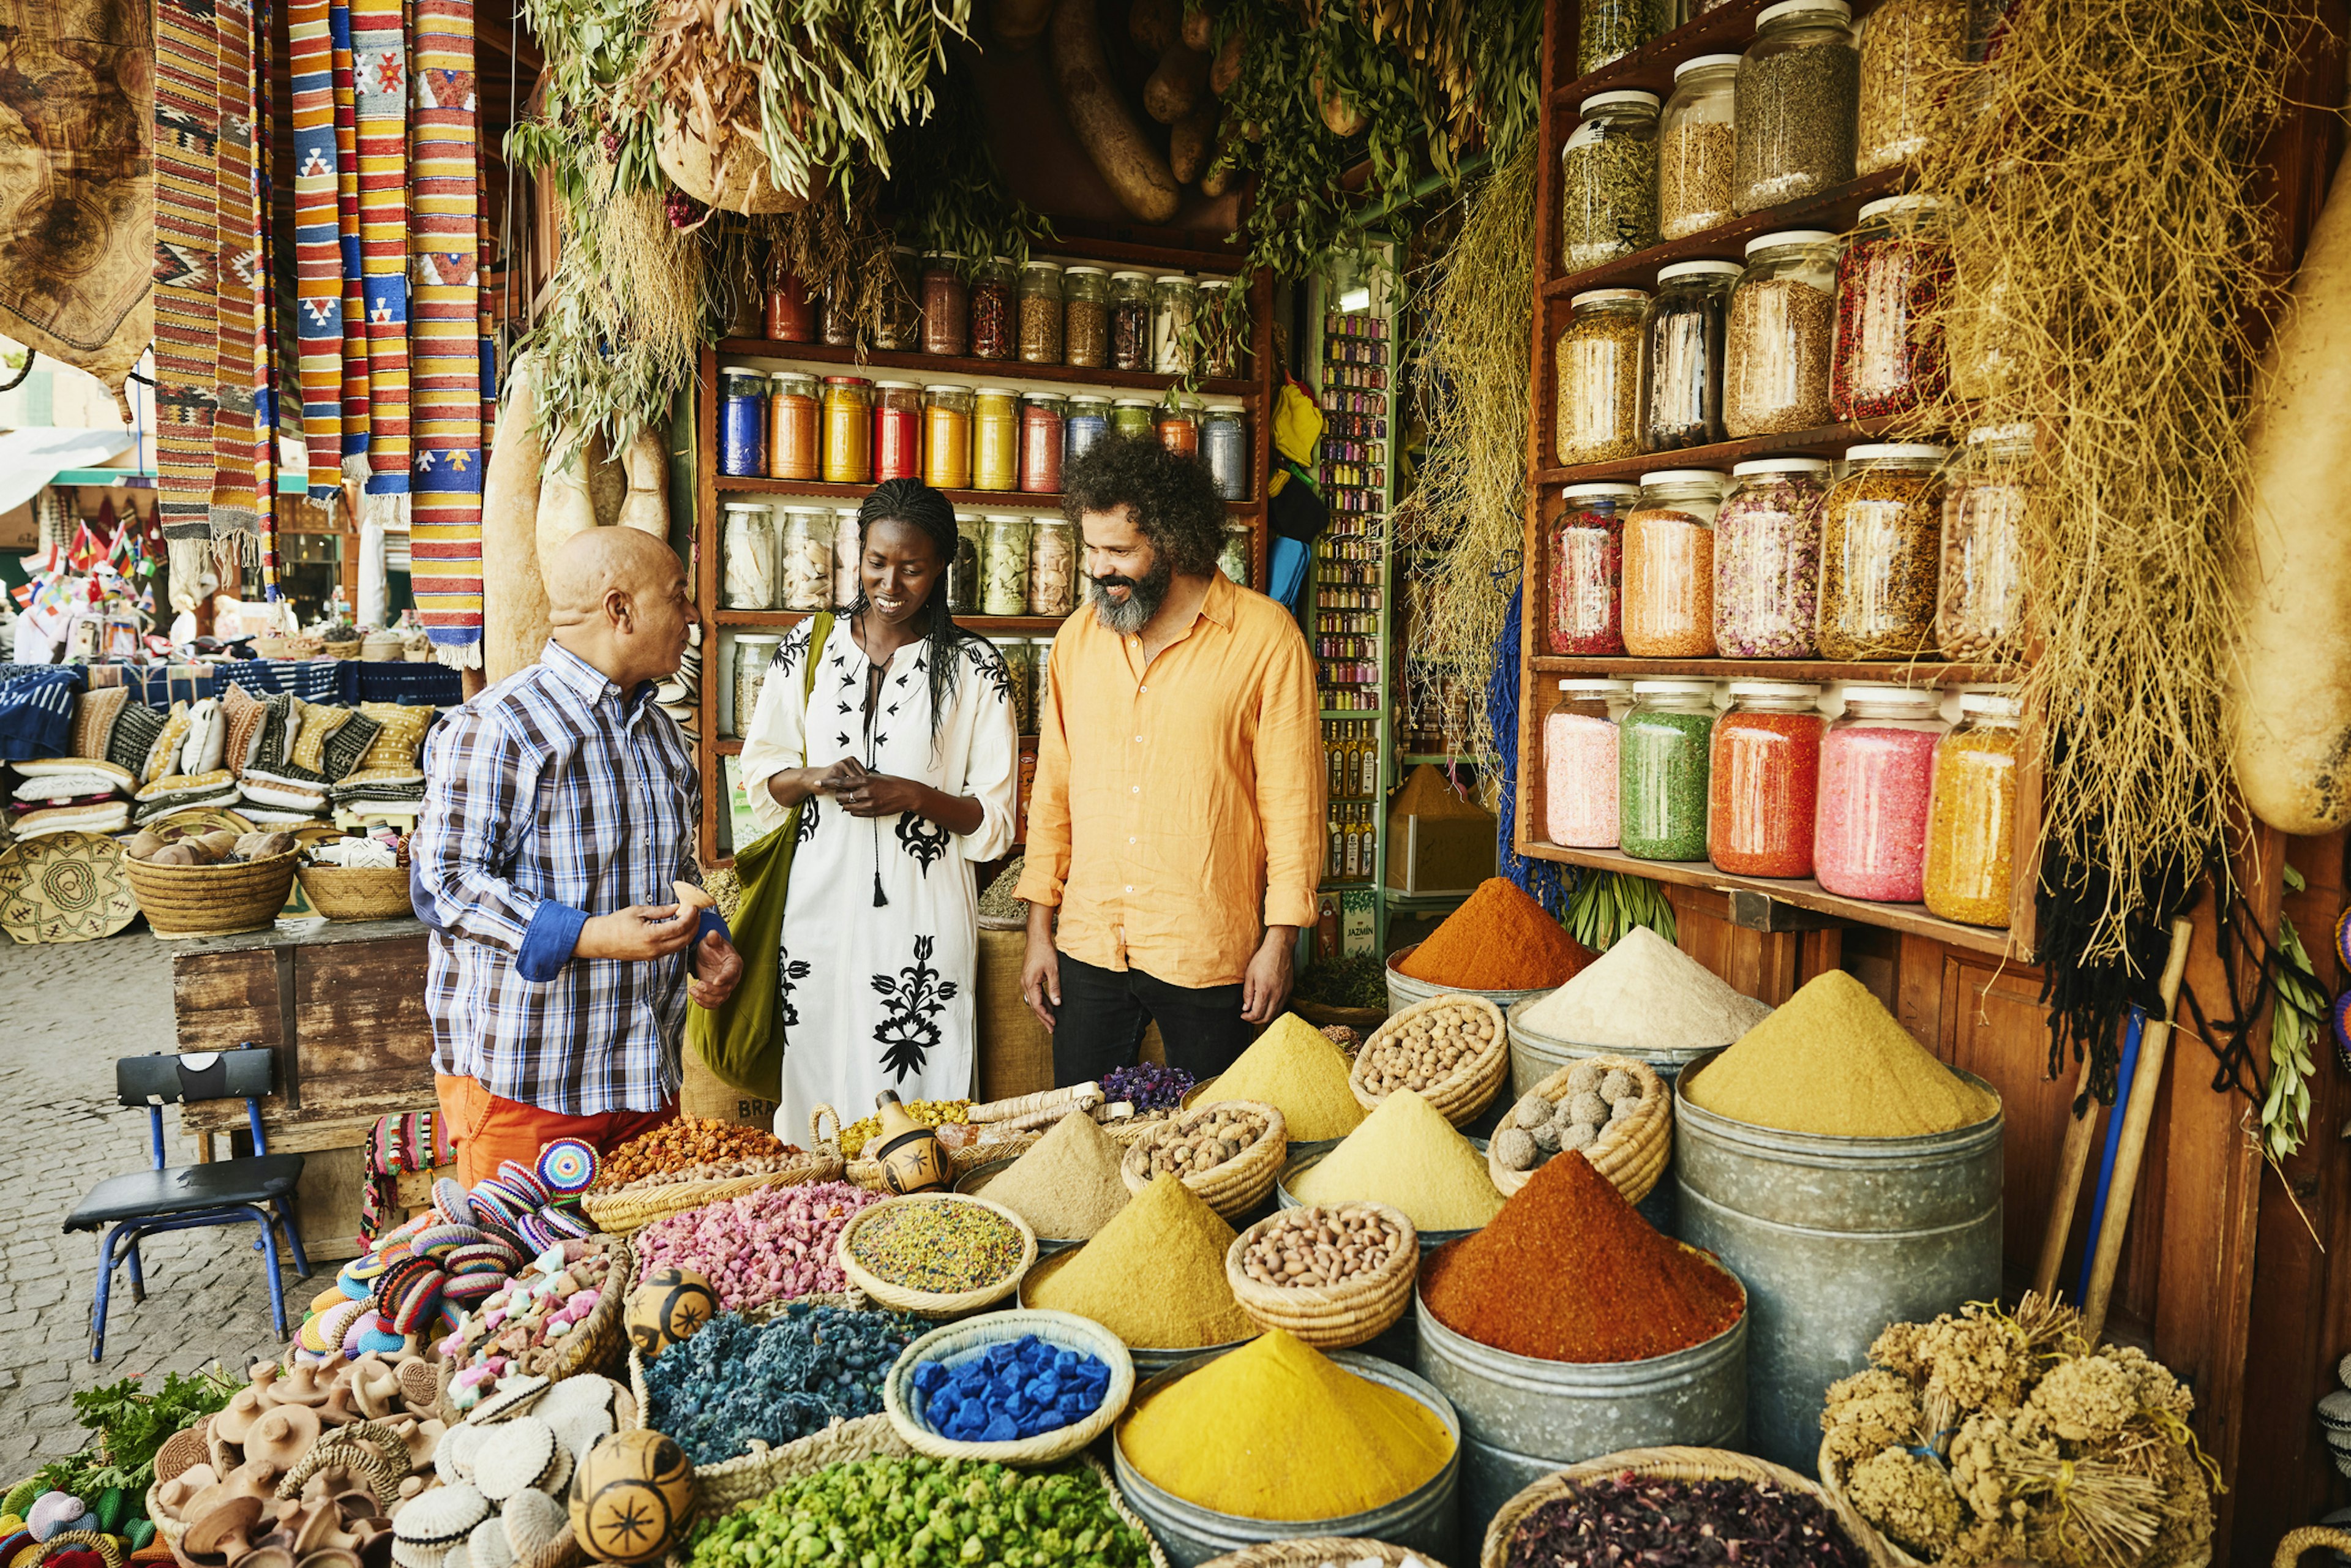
[1387, 942, 1551, 1018]
[1673, 1052, 2004, 1474]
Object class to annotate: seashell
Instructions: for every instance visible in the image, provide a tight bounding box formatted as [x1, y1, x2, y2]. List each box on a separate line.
[497, 1491, 560, 1564]
[392, 1482, 489, 1548]
[2323, 1388, 2351, 1431]
[389, 1540, 448, 1568]
[2336, 1447, 2351, 1480]
[473, 1420, 556, 1504]
[464, 1376, 549, 1426]
[434, 1424, 483, 1487]
[2328, 1424, 2351, 1456]
[467, 1518, 512, 1568]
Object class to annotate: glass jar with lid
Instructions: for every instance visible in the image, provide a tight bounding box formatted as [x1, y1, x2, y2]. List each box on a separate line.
[1831, 193, 1951, 421]
[982, 515, 1033, 616]
[833, 506, 865, 607]
[1819, 442, 1949, 659]
[1111, 272, 1154, 370]
[721, 501, 779, 609]
[923, 385, 973, 490]
[1561, 91, 1660, 272]
[1723, 229, 1840, 437]
[1620, 680, 1717, 862]
[972, 388, 1020, 491]
[1545, 678, 1632, 849]
[1201, 403, 1248, 500]
[1815, 685, 1946, 902]
[1621, 469, 1727, 658]
[1111, 399, 1155, 440]
[1018, 260, 1065, 364]
[1063, 266, 1110, 367]
[1923, 689, 2021, 925]
[767, 371, 819, 481]
[970, 257, 1016, 359]
[921, 252, 969, 356]
[1029, 517, 1075, 615]
[1025, 637, 1054, 722]
[1578, 0, 1667, 75]
[733, 634, 783, 740]
[1217, 520, 1253, 586]
[1021, 393, 1066, 495]
[1856, 0, 1964, 174]
[1659, 54, 1739, 240]
[779, 508, 834, 612]
[948, 513, 984, 613]
[764, 244, 815, 342]
[1198, 279, 1237, 377]
[876, 246, 922, 351]
[1157, 399, 1199, 459]
[821, 376, 872, 484]
[1733, 0, 1860, 215]
[1639, 259, 1740, 452]
[999, 637, 1037, 734]
[1713, 457, 1830, 658]
[1937, 424, 2030, 661]
[1554, 288, 1648, 465]
[1548, 482, 1639, 656]
[872, 381, 921, 482]
[718, 367, 767, 477]
[1708, 681, 1825, 877]
[1065, 396, 1111, 467]
[819, 285, 857, 349]
[1152, 274, 1199, 375]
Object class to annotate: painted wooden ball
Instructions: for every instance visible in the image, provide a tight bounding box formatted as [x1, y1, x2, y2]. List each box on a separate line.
[624, 1266, 718, 1359]
[568, 1428, 695, 1565]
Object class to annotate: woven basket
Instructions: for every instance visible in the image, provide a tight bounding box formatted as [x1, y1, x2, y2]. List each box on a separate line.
[2277, 1529, 2351, 1568]
[1350, 995, 1510, 1127]
[440, 1237, 634, 1406]
[582, 1147, 847, 1236]
[1816, 1445, 1937, 1568]
[127, 849, 300, 938]
[1292, 1000, 1390, 1034]
[1119, 1100, 1288, 1220]
[880, 1308, 1136, 1465]
[1201, 1540, 1448, 1568]
[359, 632, 406, 662]
[1480, 1447, 1882, 1568]
[40, 1532, 123, 1568]
[253, 635, 324, 660]
[1486, 1057, 1671, 1208]
[1223, 1202, 1417, 1349]
[834, 1193, 1038, 1315]
[298, 865, 414, 922]
[140, 1482, 186, 1547]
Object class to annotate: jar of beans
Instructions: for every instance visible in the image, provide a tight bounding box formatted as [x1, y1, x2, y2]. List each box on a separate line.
[1856, 0, 1964, 175]
[1201, 403, 1248, 499]
[1555, 287, 1649, 465]
[1831, 194, 1951, 421]
[1198, 278, 1237, 377]
[1153, 274, 1200, 375]
[877, 246, 923, 351]
[768, 371, 820, 481]
[1065, 396, 1111, 467]
[1217, 520, 1252, 587]
[1640, 259, 1739, 452]
[1708, 681, 1824, 878]
[1018, 260, 1065, 364]
[1545, 678, 1630, 848]
[1063, 265, 1110, 367]
[1733, 0, 1860, 216]
[833, 506, 865, 607]
[1560, 90, 1660, 273]
[721, 502, 779, 609]
[872, 381, 922, 482]
[1724, 230, 1840, 437]
[1659, 55, 1738, 240]
[1937, 424, 2031, 661]
[921, 252, 969, 356]
[923, 384, 974, 490]
[822, 376, 873, 484]
[1111, 399, 1155, 440]
[764, 245, 815, 342]
[1110, 272, 1154, 370]
[1029, 517, 1075, 615]
[1815, 685, 1944, 902]
[1578, 0, 1666, 75]
[1020, 392, 1065, 494]
[1818, 442, 1948, 660]
[1621, 680, 1717, 862]
[1713, 457, 1830, 658]
[983, 514, 1032, 616]
[1157, 399, 1199, 459]
[970, 257, 1016, 359]
[1547, 482, 1639, 656]
[973, 388, 1020, 491]
[779, 508, 834, 612]
[948, 514, 983, 614]
[1622, 468, 1727, 659]
[1922, 688, 2020, 925]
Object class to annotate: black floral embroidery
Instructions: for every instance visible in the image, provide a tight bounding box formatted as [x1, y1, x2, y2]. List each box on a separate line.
[777, 949, 813, 1030]
[795, 794, 820, 848]
[769, 622, 815, 678]
[969, 640, 1014, 707]
[871, 935, 957, 1081]
[895, 811, 948, 874]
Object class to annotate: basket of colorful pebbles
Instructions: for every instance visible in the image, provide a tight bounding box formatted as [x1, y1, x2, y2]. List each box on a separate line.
[634, 1302, 924, 1469]
[1224, 1202, 1418, 1350]
[1120, 1100, 1288, 1220]
[582, 1118, 843, 1236]
[882, 1309, 1134, 1463]
[835, 1193, 1038, 1315]
[1487, 1056, 1670, 1207]
[1477, 1447, 1875, 1568]
[437, 1234, 630, 1406]
[631, 1180, 882, 1313]
[1351, 994, 1510, 1128]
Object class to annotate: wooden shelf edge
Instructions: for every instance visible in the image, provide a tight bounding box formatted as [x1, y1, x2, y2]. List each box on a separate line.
[1540, 171, 1908, 298]
[1532, 413, 1927, 485]
[714, 339, 1259, 399]
[1528, 655, 2023, 683]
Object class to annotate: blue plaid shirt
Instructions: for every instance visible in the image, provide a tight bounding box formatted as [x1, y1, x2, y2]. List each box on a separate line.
[414, 642, 704, 1114]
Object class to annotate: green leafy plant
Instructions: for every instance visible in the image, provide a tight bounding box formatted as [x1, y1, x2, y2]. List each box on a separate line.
[509, 0, 662, 199]
[36, 1367, 239, 1498]
[1567, 871, 1677, 953]
[2260, 865, 2327, 1162]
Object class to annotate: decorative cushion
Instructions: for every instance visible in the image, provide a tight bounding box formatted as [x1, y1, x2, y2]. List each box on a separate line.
[135, 768, 238, 804]
[182, 699, 227, 775]
[329, 767, 426, 801]
[16, 756, 137, 790]
[220, 685, 267, 778]
[9, 789, 113, 813]
[253, 693, 295, 773]
[107, 703, 166, 777]
[320, 712, 383, 782]
[13, 770, 133, 803]
[240, 771, 331, 812]
[141, 702, 193, 786]
[357, 703, 435, 773]
[16, 800, 130, 838]
[72, 688, 129, 762]
[291, 702, 353, 774]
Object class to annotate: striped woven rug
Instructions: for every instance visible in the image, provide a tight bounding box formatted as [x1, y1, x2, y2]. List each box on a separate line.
[353, 0, 408, 497]
[330, 0, 371, 476]
[154, 0, 220, 542]
[408, 0, 482, 662]
[288, 0, 343, 500]
[209, 0, 263, 540]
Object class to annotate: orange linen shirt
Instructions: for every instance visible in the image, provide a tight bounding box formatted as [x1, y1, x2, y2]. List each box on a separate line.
[1014, 571, 1325, 989]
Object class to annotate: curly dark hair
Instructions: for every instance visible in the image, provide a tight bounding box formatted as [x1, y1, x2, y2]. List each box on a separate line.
[1060, 434, 1224, 577]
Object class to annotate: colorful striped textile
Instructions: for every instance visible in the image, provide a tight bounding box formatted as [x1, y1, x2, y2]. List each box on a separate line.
[288, 0, 343, 500]
[154, 0, 220, 542]
[407, 0, 482, 661]
[331, 0, 372, 475]
[352, 0, 409, 496]
[209, 0, 264, 541]
[252, 0, 279, 529]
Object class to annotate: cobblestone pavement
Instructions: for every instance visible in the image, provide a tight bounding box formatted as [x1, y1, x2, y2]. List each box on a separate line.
[0, 932, 289, 1483]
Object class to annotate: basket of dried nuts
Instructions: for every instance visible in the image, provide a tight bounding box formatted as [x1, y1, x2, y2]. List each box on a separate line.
[1349, 992, 1511, 1128]
[582, 1116, 846, 1234]
[1223, 1201, 1418, 1349]
[1487, 1056, 1669, 1208]
[1119, 1099, 1288, 1220]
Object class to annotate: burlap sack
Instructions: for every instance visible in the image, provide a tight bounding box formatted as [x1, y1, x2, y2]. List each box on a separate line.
[680, 1041, 780, 1128]
[975, 926, 1163, 1103]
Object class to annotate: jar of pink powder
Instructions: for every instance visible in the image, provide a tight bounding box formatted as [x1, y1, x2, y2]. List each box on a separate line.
[1814, 685, 1947, 902]
[1543, 678, 1633, 848]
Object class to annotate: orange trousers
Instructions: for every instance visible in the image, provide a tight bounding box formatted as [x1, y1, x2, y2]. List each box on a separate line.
[433, 1073, 678, 1189]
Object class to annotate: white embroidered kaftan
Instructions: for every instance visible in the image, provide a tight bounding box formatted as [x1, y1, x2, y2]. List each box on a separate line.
[737, 617, 1020, 1141]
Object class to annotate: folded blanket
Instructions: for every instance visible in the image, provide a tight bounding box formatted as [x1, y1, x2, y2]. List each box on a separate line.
[12, 771, 131, 803]
[9, 790, 113, 813]
[238, 805, 331, 825]
[240, 770, 332, 811]
[135, 768, 238, 804]
[131, 781, 242, 825]
[17, 800, 130, 837]
[16, 756, 137, 792]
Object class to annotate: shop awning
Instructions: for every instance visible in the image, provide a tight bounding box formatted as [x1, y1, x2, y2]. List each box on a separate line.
[0, 426, 139, 514]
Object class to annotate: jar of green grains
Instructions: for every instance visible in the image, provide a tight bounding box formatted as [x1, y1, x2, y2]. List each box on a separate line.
[1818, 443, 1948, 661]
[1555, 288, 1649, 466]
[1620, 679, 1718, 862]
[1579, 0, 1667, 76]
[1733, 0, 1860, 217]
[1561, 90, 1660, 274]
[983, 514, 1033, 617]
[1111, 398, 1155, 440]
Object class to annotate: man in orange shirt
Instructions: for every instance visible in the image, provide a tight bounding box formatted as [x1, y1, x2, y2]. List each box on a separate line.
[1016, 437, 1325, 1084]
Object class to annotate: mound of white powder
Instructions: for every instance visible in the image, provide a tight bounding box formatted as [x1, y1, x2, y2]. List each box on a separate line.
[1512, 925, 1772, 1049]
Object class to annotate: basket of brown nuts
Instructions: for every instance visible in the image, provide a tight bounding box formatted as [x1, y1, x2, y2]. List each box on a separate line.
[1119, 1099, 1288, 1220]
[1349, 993, 1510, 1128]
[583, 1115, 846, 1234]
[1486, 1056, 1669, 1207]
[1223, 1201, 1418, 1349]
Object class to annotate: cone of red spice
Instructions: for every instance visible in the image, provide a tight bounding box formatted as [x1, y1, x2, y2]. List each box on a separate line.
[1420, 1148, 1744, 1363]
[1396, 878, 1595, 991]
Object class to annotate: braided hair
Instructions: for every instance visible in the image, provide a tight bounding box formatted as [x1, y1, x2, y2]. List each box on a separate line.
[849, 477, 972, 743]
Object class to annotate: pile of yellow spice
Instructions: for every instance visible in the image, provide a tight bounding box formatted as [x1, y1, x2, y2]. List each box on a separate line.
[1205, 1014, 1367, 1142]
[1288, 1088, 1503, 1231]
[1023, 1169, 1255, 1348]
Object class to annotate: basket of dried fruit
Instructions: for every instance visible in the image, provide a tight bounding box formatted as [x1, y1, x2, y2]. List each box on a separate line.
[582, 1116, 844, 1234]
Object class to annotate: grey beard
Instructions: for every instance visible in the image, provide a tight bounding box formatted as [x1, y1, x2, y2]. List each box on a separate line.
[1088, 569, 1166, 634]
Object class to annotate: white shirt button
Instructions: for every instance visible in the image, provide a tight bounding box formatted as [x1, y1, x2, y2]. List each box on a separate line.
[1130, 785, 1139, 793]
[1125, 885, 1134, 893]
[1139, 685, 1148, 693]
[1133, 734, 1143, 743]
[1128, 836, 1137, 844]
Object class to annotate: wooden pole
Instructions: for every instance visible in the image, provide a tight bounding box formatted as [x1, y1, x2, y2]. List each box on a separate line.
[2033, 1063, 2103, 1299]
[2080, 917, 2197, 1345]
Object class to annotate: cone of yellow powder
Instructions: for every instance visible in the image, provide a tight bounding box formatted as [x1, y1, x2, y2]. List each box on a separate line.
[1023, 1167, 1258, 1348]
[1286, 1087, 1504, 1231]
[1201, 1013, 1367, 1142]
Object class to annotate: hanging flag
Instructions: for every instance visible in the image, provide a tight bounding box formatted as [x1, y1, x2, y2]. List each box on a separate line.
[353, 0, 410, 495]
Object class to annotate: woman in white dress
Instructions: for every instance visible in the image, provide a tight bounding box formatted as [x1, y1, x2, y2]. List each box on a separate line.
[738, 479, 1021, 1139]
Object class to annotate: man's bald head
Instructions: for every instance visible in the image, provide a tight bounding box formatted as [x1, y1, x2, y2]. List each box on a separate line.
[543, 526, 694, 688]
[547, 525, 678, 626]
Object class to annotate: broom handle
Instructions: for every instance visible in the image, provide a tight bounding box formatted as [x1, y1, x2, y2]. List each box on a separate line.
[2032, 1062, 2102, 1299]
[2080, 917, 2196, 1345]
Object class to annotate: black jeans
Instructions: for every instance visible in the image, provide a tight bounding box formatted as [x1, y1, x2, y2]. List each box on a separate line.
[1051, 951, 1256, 1087]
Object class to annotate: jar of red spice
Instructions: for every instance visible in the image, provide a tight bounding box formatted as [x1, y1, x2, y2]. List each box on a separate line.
[767, 371, 820, 481]
[921, 252, 969, 357]
[970, 257, 1016, 360]
[764, 244, 814, 342]
[1547, 482, 1638, 656]
[1019, 393, 1065, 494]
[1815, 685, 1947, 902]
[1622, 469, 1727, 658]
[1830, 193, 1951, 421]
[1544, 678, 1631, 848]
[1157, 400, 1199, 459]
[1708, 681, 1824, 878]
[872, 381, 921, 481]
[821, 376, 873, 484]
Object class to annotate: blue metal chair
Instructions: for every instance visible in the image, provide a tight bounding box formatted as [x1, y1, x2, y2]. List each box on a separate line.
[64, 1046, 310, 1361]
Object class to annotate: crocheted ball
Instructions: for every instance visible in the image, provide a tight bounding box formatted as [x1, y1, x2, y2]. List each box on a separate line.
[535, 1140, 596, 1197]
[433, 1177, 480, 1227]
[497, 1161, 552, 1208]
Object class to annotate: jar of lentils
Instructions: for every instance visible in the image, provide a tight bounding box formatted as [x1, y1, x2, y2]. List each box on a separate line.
[1922, 688, 2020, 926]
[1830, 193, 1951, 421]
[1560, 90, 1660, 273]
[1815, 685, 1946, 902]
[1555, 288, 1649, 465]
[1937, 424, 2031, 662]
[1622, 469, 1727, 658]
[921, 252, 969, 356]
[1579, 0, 1667, 76]
[1063, 266, 1110, 367]
[1110, 272, 1154, 370]
[1856, 0, 1965, 174]
[1733, 0, 1860, 216]
[1157, 399, 1200, 460]
[1019, 260, 1065, 364]
[1708, 681, 1824, 878]
[1545, 678, 1631, 849]
[1818, 442, 1948, 660]
[1548, 482, 1639, 656]
[1659, 54, 1738, 240]
[970, 257, 1016, 359]
[1712, 457, 1830, 658]
[1619, 680, 1717, 862]
[767, 371, 819, 481]
[1640, 259, 1740, 452]
[1111, 399, 1155, 440]
[1723, 229, 1839, 437]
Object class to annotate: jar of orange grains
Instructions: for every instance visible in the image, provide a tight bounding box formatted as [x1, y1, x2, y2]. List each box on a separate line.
[1922, 688, 2021, 926]
[1707, 680, 1824, 878]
